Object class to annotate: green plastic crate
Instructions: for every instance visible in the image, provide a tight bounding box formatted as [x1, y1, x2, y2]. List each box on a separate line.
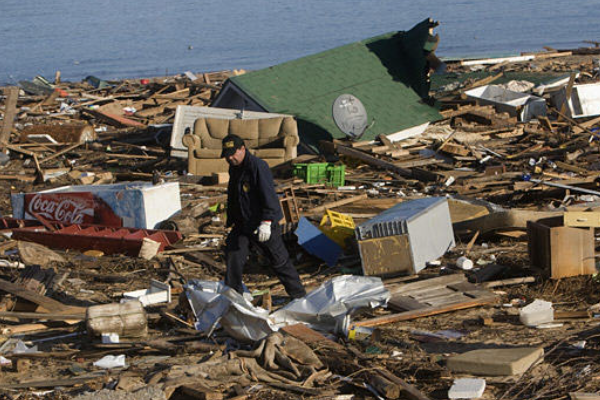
[326, 164, 345, 187]
[293, 163, 345, 187]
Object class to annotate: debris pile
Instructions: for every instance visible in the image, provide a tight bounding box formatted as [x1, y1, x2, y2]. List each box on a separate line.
[2, 29, 600, 400]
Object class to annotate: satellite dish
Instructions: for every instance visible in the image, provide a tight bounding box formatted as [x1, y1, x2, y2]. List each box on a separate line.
[332, 94, 368, 141]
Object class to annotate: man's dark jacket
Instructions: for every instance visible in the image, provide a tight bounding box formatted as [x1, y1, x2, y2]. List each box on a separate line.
[226, 152, 283, 232]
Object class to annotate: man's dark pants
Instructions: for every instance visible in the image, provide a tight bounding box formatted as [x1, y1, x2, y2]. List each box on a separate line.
[225, 223, 306, 298]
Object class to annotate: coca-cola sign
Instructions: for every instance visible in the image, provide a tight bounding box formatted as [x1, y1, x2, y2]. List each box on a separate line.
[25, 193, 95, 225]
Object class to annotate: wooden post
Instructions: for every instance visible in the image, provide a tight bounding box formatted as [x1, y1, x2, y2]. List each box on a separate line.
[1, 86, 19, 144]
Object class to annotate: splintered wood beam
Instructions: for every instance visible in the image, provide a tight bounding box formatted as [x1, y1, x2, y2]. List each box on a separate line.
[0, 86, 19, 144]
[307, 194, 368, 215]
[336, 144, 437, 182]
[0, 278, 85, 315]
[558, 72, 577, 122]
[352, 296, 498, 328]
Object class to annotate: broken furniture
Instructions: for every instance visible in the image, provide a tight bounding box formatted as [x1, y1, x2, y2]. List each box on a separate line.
[182, 116, 299, 175]
[11, 182, 181, 229]
[356, 197, 455, 276]
[170, 105, 295, 158]
[464, 85, 547, 122]
[552, 82, 600, 118]
[527, 216, 596, 279]
[279, 187, 301, 234]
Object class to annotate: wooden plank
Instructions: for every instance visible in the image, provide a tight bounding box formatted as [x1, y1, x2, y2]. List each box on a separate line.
[336, 144, 437, 182]
[39, 143, 82, 164]
[0, 375, 107, 389]
[0, 174, 36, 182]
[482, 277, 536, 288]
[0, 86, 19, 144]
[378, 134, 394, 147]
[580, 115, 600, 129]
[386, 149, 410, 158]
[181, 385, 223, 400]
[376, 369, 432, 400]
[424, 293, 473, 306]
[387, 296, 427, 311]
[461, 71, 504, 90]
[184, 251, 226, 272]
[554, 161, 589, 176]
[570, 393, 600, 400]
[393, 158, 444, 168]
[369, 374, 400, 399]
[447, 281, 479, 292]
[353, 295, 497, 328]
[308, 194, 368, 215]
[558, 72, 577, 121]
[280, 323, 343, 348]
[81, 108, 146, 128]
[0, 311, 84, 321]
[403, 286, 457, 301]
[0, 278, 84, 315]
[370, 145, 391, 154]
[386, 274, 466, 296]
[441, 142, 470, 157]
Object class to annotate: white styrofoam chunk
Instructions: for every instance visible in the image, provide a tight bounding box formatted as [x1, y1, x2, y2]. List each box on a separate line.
[123, 279, 171, 307]
[519, 299, 554, 327]
[448, 378, 486, 399]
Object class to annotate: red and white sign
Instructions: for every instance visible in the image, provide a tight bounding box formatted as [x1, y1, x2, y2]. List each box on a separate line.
[24, 193, 122, 226]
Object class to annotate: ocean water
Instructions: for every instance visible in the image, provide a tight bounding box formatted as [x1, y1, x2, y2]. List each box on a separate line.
[1, 0, 599, 85]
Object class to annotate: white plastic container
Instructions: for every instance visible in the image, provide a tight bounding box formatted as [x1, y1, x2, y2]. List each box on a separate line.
[519, 299, 554, 327]
[456, 256, 474, 270]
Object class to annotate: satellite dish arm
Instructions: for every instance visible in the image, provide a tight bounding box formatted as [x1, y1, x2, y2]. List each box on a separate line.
[354, 118, 375, 141]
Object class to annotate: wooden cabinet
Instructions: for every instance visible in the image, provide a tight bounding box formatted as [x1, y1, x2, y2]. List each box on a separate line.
[527, 216, 596, 279]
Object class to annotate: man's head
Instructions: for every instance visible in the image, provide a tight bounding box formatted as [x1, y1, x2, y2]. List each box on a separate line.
[221, 134, 246, 166]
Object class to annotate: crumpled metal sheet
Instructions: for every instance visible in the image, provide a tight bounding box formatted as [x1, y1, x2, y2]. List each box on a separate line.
[185, 280, 274, 342]
[271, 275, 389, 335]
[185, 275, 389, 342]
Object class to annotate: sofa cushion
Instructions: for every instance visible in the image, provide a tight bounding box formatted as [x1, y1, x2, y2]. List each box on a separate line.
[194, 148, 223, 159]
[252, 148, 286, 159]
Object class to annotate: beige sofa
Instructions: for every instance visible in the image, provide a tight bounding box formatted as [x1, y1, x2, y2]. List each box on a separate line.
[182, 116, 299, 175]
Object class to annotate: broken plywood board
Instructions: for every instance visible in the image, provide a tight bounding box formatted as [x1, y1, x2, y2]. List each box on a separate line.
[354, 275, 497, 328]
[0, 278, 85, 316]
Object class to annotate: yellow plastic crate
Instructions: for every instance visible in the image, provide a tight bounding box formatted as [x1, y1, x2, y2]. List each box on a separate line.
[319, 210, 355, 249]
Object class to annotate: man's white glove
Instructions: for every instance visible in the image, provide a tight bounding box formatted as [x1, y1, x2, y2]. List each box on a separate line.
[256, 221, 272, 242]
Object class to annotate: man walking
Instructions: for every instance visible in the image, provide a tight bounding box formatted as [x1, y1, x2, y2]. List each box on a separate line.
[221, 134, 306, 299]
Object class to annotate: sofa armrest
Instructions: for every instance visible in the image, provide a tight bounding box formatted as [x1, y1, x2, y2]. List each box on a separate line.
[182, 133, 201, 160]
[282, 133, 299, 160]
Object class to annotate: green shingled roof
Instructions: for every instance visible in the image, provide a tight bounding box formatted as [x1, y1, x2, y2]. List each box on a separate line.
[227, 19, 442, 148]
